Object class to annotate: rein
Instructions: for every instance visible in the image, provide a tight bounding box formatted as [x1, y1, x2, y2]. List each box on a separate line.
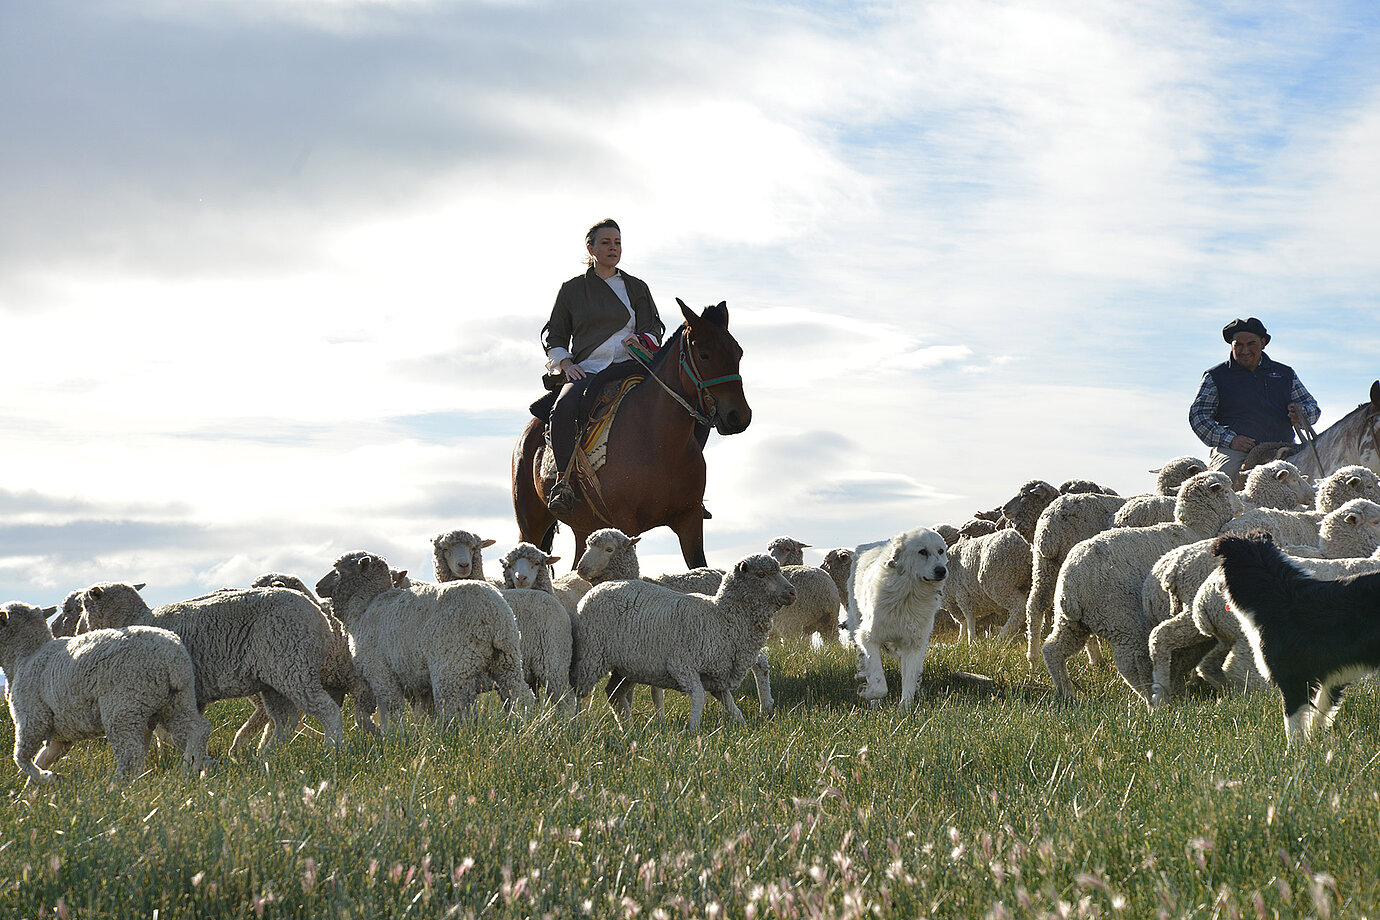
[628, 327, 742, 427]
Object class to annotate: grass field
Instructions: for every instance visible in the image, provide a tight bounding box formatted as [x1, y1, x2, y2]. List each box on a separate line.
[2, 635, 1378, 919]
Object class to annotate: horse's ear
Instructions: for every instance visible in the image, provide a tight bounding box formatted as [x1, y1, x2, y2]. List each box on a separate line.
[1371, 380, 1379, 407]
[677, 297, 697, 327]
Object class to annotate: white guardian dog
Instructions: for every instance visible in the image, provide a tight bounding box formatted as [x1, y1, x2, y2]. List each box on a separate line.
[848, 527, 950, 709]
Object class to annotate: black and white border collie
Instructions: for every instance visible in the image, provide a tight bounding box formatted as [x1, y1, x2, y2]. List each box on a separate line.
[1212, 530, 1380, 746]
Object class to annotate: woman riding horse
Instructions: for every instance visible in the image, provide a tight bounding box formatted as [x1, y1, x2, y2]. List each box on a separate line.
[541, 218, 665, 513]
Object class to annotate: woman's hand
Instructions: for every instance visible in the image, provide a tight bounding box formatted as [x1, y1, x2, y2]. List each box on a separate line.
[561, 357, 586, 381]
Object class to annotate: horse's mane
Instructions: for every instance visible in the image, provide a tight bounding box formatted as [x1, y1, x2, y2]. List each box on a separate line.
[649, 323, 685, 373]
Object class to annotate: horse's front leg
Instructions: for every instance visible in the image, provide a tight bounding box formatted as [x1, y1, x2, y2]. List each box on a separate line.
[672, 510, 707, 569]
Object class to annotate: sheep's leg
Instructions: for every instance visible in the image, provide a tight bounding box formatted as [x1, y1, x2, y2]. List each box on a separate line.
[857, 639, 889, 701]
[155, 686, 214, 776]
[1108, 638, 1154, 706]
[102, 706, 151, 782]
[230, 694, 270, 755]
[897, 642, 930, 711]
[349, 679, 381, 736]
[434, 665, 482, 728]
[14, 721, 58, 785]
[711, 688, 747, 726]
[258, 690, 303, 755]
[1026, 554, 1060, 668]
[604, 672, 635, 725]
[1084, 637, 1105, 666]
[486, 644, 535, 712]
[33, 739, 71, 771]
[1148, 613, 1205, 706]
[1193, 640, 1230, 690]
[674, 670, 707, 732]
[1041, 616, 1089, 698]
[995, 598, 1028, 642]
[750, 649, 774, 717]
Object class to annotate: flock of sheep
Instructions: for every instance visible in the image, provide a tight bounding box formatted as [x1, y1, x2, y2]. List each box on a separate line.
[4, 456, 1380, 783]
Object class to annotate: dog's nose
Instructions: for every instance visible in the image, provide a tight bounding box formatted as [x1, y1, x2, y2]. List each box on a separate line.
[934, 566, 947, 580]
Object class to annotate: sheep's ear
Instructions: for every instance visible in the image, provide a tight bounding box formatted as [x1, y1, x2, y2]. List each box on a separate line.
[89, 586, 104, 600]
[396, 569, 408, 579]
[134, 583, 146, 592]
[1275, 468, 1291, 482]
[628, 536, 642, 547]
[480, 539, 496, 549]
[1344, 511, 1361, 525]
[1348, 476, 1363, 489]
[359, 557, 374, 573]
[545, 555, 562, 565]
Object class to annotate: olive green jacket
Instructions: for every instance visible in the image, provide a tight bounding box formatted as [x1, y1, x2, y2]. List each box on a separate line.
[541, 268, 664, 365]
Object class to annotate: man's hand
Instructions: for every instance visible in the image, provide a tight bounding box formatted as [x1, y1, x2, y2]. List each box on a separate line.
[1287, 403, 1307, 427]
[1229, 435, 1256, 452]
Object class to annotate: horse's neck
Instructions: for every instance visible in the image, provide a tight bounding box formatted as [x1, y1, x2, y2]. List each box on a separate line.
[1307, 404, 1380, 477]
[636, 340, 700, 440]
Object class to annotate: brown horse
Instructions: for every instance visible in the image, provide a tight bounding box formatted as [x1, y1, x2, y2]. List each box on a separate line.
[512, 299, 751, 569]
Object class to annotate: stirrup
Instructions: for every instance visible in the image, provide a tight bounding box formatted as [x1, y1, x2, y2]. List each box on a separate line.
[547, 481, 577, 513]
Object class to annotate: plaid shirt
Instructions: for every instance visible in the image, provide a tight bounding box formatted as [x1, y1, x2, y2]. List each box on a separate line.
[1189, 359, 1320, 449]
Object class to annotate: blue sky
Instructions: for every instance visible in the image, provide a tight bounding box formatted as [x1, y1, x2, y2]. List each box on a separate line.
[1, 0, 1377, 608]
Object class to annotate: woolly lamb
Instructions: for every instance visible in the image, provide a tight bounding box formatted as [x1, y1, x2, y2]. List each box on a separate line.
[433, 529, 496, 582]
[770, 565, 843, 645]
[939, 528, 1032, 643]
[50, 590, 85, 639]
[576, 528, 773, 714]
[319, 551, 534, 727]
[999, 480, 1063, 542]
[573, 554, 796, 732]
[1, 602, 211, 784]
[850, 527, 950, 710]
[766, 537, 811, 567]
[1043, 471, 1242, 704]
[80, 584, 343, 753]
[1025, 491, 1128, 667]
[227, 572, 380, 753]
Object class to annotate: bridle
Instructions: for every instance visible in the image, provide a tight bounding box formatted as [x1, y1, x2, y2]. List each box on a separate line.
[629, 326, 742, 427]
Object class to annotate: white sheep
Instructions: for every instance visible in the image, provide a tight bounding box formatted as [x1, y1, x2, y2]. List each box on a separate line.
[575, 528, 774, 715]
[1110, 456, 1210, 528]
[318, 550, 534, 727]
[1150, 500, 1380, 701]
[850, 527, 951, 710]
[432, 529, 497, 582]
[498, 542, 591, 619]
[818, 548, 855, 617]
[80, 583, 345, 753]
[227, 572, 380, 754]
[770, 565, 842, 646]
[938, 528, 1031, 643]
[1043, 471, 1243, 704]
[1025, 491, 1128, 668]
[572, 554, 796, 732]
[1217, 465, 1380, 546]
[645, 568, 728, 594]
[766, 537, 811, 567]
[1, 601, 211, 784]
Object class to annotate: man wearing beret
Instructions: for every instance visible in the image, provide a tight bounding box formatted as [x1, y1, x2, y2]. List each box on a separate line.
[1188, 317, 1321, 482]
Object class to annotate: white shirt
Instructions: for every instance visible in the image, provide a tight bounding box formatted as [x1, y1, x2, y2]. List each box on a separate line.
[545, 274, 636, 375]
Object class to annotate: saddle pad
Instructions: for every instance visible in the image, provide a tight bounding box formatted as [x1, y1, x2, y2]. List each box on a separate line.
[581, 375, 643, 471]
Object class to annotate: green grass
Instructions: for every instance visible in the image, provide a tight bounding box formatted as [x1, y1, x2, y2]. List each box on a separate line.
[3, 637, 1379, 918]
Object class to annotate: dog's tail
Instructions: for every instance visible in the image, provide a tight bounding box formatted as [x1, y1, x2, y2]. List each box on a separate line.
[1211, 530, 1306, 625]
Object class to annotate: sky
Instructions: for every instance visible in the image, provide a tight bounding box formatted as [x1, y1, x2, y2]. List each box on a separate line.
[2, 0, 1378, 610]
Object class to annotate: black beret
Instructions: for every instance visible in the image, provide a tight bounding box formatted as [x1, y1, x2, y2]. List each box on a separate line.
[1222, 317, 1269, 344]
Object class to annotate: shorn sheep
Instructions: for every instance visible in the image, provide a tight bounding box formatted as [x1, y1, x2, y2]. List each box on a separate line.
[319, 550, 534, 727]
[1043, 471, 1242, 704]
[1, 601, 211, 784]
[80, 583, 345, 753]
[573, 554, 796, 732]
[850, 527, 951, 710]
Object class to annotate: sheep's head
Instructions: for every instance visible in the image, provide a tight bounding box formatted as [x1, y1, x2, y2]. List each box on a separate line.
[728, 554, 796, 625]
[432, 530, 495, 581]
[1154, 456, 1209, 496]
[1317, 465, 1380, 513]
[318, 551, 392, 601]
[501, 543, 561, 589]
[766, 536, 810, 567]
[1243, 460, 1314, 509]
[1320, 499, 1380, 558]
[932, 524, 962, 547]
[251, 572, 317, 600]
[1174, 471, 1243, 527]
[0, 601, 57, 652]
[576, 528, 640, 581]
[1001, 480, 1060, 542]
[80, 583, 150, 631]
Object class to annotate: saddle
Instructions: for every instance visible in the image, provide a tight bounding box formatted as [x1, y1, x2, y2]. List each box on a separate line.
[528, 370, 645, 480]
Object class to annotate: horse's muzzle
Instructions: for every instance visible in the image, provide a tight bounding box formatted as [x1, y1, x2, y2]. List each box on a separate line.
[715, 405, 752, 435]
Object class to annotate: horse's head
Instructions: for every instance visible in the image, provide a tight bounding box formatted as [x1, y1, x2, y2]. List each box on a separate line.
[678, 298, 751, 435]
